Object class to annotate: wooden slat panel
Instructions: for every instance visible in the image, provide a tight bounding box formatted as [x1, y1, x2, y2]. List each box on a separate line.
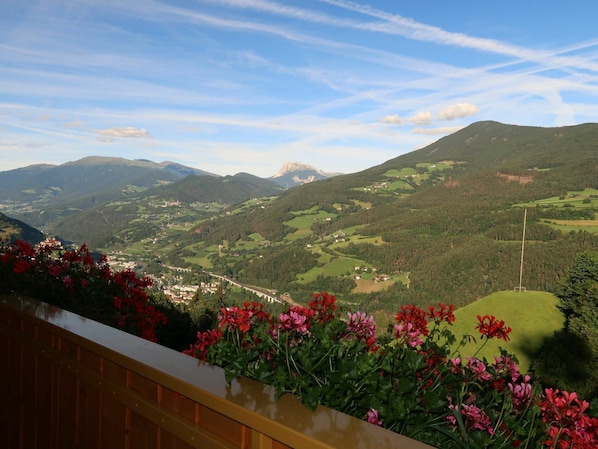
[272, 441, 293, 449]
[79, 347, 103, 449]
[58, 336, 80, 360]
[21, 327, 39, 449]
[101, 392, 127, 449]
[159, 429, 196, 449]
[57, 362, 79, 448]
[131, 371, 158, 403]
[22, 316, 38, 340]
[4, 319, 21, 448]
[102, 357, 128, 386]
[251, 431, 274, 449]
[130, 410, 159, 449]
[36, 333, 56, 448]
[160, 387, 198, 423]
[79, 381, 102, 449]
[0, 309, 11, 444]
[199, 406, 246, 448]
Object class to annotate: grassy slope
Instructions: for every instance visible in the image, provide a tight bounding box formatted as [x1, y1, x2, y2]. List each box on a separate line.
[447, 290, 564, 373]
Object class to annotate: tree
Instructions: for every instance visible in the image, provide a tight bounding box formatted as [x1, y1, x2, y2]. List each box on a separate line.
[188, 287, 218, 330]
[148, 290, 199, 351]
[557, 251, 598, 356]
[530, 251, 598, 399]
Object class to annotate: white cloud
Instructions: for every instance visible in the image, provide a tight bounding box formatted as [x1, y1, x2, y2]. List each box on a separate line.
[438, 103, 479, 121]
[410, 111, 433, 126]
[94, 126, 151, 139]
[380, 114, 401, 125]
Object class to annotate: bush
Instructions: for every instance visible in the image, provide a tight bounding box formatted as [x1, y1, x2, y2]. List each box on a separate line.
[184, 293, 598, 449]
[0, 238, 166, 342]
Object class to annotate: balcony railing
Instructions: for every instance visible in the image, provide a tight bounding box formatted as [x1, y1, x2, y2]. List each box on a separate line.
[1, 291, 434, 449]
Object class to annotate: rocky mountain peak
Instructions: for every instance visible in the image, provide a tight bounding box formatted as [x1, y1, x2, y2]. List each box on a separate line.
[270, 161, 333, 188]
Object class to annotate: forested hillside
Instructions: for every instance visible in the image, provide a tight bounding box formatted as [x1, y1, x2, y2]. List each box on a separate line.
[178, 121, 598, 309]
[0, 212, 45, 244]
[49, 173, 283, 247]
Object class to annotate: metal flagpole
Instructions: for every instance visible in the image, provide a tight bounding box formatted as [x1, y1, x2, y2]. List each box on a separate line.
[518, 208, 527, 292]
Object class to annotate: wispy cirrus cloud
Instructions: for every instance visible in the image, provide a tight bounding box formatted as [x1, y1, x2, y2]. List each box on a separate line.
[317, 0, 598, 74]
[2, 0, 598, 176]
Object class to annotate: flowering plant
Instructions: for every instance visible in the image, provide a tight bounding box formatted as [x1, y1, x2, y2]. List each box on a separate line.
[185, 292, 598, 449]
[0, 238, 166, 341]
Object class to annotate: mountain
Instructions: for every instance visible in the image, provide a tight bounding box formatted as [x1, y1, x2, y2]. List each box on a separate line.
[269, 161, 340, 188]
[0, 156, 218, 231]
[48, 172, 284, 247]
[0, 156, 331, 231]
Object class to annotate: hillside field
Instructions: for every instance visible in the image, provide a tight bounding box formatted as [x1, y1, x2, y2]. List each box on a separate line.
[446, 290, 564, 373]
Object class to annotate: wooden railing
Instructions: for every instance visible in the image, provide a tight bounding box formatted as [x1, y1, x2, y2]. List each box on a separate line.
[0, 292, 435, 449]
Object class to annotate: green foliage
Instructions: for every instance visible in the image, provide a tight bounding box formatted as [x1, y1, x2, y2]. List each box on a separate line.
[531, 330, 596, 399]
[530, 252, 598, 399]
[559, 251, 598, 369]
[184, 294, 598, 448]
[557, 251, 598, 359]
[533, 252, 598, 398]
[0, 239, 166, 342]
[240, 244, 319, 288]
[289, 275, 357, 297]
[147, 290, 201, 351]
[187, 287, 219, 329]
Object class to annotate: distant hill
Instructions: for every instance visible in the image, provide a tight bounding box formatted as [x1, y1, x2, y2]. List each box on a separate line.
[49, 172, 284, 247]
[0, 156, 217, 230]
[0, 156, 331, 231]
[146, 172, 284, 204]
[0, 212, 45, 244]
[0, 156, 215, 203]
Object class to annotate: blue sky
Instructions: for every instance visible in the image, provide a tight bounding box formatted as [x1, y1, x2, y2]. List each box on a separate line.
[1, 1, 598, 177]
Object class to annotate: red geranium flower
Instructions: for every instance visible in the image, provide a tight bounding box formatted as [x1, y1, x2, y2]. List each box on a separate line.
[12, 258, 31, 274]
[475, 315, 512, 341]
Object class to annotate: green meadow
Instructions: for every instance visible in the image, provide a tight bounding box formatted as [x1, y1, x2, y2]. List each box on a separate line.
[518, 188, 598, 208]
[446, 290, 564, 373]
[543, 219, 598, 234]
[297, 255, 366, 283]
[284, 209, 337, 229]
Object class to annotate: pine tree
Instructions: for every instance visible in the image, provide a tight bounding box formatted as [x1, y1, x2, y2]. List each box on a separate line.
[557, 251, 598, 357]
[530, 251, 598, 399]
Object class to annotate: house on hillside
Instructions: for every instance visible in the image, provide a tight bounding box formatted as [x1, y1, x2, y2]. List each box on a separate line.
[374, 274, 391, 282]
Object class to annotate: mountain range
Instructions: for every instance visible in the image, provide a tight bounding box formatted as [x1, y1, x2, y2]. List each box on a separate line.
[0, 157, 336, 233]
[2, 120, 598, 311]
